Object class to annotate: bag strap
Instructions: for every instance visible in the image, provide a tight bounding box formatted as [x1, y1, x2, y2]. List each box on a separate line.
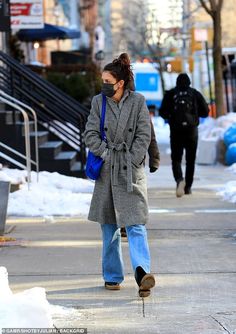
[100, 94, 107, 142]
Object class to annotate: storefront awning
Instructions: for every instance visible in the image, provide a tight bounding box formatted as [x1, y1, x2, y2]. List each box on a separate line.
[17, 23, 81, 42]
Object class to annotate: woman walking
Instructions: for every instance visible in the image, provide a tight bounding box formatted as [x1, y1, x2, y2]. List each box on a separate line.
[84, 53, 155, 297]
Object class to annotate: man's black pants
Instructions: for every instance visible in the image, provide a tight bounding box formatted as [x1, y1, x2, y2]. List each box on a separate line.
[170, 126, 198, 189]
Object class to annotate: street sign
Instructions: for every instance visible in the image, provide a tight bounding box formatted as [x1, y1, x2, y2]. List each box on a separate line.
[10, 0, 44, 30]
[0, 0, 10, 32]
[194, 29, 208, 42]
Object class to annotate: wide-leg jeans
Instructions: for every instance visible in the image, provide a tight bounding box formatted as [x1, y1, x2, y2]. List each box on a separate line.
[101, 223, 151, 283]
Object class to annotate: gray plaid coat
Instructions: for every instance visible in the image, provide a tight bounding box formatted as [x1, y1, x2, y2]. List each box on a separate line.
[84, 90, 151, 227]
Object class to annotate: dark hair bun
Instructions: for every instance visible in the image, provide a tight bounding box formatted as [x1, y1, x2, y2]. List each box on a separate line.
[104, 53, 134, 90]
[118, 53, 130, 66]
[113, 53, 131, 67]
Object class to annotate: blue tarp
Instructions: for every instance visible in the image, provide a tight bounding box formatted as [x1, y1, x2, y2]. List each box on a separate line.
[17, 23, 80, 42]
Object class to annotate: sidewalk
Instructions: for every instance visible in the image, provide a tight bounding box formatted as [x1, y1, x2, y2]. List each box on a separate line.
[1, 145, 236, 333]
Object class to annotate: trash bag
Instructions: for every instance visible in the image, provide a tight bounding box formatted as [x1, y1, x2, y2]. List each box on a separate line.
[225, 143, 236, 165]
[224, 123, 236, 147]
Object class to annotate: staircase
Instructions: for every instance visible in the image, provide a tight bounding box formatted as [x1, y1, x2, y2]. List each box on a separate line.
[0, 51, 90, 177]
[0, 110, 83, 176]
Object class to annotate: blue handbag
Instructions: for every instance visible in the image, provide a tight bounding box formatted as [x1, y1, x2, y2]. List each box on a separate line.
[86, 94, 107, 180]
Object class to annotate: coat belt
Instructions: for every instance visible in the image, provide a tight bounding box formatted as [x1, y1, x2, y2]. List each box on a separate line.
[108, 142, 133, 192]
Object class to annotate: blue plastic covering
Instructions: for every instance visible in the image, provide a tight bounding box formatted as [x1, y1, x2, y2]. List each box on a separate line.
[224, 123, 236, 147]
[225, 142, 236, 165]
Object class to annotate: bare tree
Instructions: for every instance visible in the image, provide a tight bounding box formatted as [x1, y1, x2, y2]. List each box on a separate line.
[116, 0, 167, 94]
[199, 0, 224, 117]
[145, 35, 166, 95]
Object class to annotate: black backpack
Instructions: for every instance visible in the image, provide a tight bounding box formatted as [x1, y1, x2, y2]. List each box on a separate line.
[171, 88, 198, 127]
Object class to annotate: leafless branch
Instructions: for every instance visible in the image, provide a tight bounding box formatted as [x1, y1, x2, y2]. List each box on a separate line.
[199, 0, 213, 17]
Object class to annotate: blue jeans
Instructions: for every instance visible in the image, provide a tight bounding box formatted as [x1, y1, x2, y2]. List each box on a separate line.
[101, 224, 151, 283]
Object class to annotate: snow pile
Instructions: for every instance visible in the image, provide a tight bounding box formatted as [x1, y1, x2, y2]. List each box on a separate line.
[0, 169, 26, 184]
[196, 124, 236, 199]
[0, 267, 81, 330]
[215, 112, 236, 131]
[217, 181, 236, 203]
[227, 163, 236, 174]
[217, 164, 236, 203]
[198, 117, 218, 139]
[0, 267, 53, 329]
[199, 113, 236, 140]
[197, 114, 236, 165]
[153, 113, 236, 145]
[1, 169, 94, 217]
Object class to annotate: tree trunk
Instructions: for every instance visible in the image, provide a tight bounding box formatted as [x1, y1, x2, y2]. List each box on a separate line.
[147, 43, 166, 95]
[156, 57, 166, 95]
[213, 10, 224, 116]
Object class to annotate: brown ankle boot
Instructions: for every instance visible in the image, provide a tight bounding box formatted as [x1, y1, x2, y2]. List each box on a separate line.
[135, 266, 155, 297]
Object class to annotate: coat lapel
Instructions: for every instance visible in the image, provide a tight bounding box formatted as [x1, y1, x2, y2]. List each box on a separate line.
[114, 91, 133, 143]
[106, 98, 120, 121]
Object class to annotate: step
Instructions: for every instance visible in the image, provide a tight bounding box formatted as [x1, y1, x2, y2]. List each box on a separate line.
[39, 141, 63, 159]
[15, 121, 35, 134]
[69, 161, 86, 178]
[29, 131, 49, 137]
[23, 131, 49, 146]
[0, 122, 34, 140]
[0, 110, 21, 124]
[39, 151, 77, 173]
[54, 151, 77, 170]
[70, 161, 82, 171]
[55, 151, 77, 165]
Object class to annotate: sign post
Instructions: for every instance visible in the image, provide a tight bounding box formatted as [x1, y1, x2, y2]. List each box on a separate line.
[0, 0, 10, 55]
[0, 181, 10, 236]
[0, 0, 10, 32]
[194, 28, 214, 108]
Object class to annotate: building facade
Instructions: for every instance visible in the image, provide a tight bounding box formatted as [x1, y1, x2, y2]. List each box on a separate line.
[34, 0, 100, 65]
[192, 0, 236, 48]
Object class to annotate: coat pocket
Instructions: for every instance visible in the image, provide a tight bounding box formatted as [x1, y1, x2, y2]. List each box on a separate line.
[132, 164, 145, 184]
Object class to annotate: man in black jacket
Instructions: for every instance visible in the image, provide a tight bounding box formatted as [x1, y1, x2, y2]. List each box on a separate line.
[159, 73, 209, 197]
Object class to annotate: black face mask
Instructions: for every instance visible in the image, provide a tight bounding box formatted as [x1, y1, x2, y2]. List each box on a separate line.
[101, 82, 118, 97]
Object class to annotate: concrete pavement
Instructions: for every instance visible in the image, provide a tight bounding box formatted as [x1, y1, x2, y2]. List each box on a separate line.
[1, 145, 236, 333]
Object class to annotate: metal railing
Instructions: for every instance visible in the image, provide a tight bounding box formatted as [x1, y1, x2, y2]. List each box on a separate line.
[0, 51, 90, 171]
[0, 90, 39, 181]
[0, 93, 39, 189]
[0, 142, 32, 169]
